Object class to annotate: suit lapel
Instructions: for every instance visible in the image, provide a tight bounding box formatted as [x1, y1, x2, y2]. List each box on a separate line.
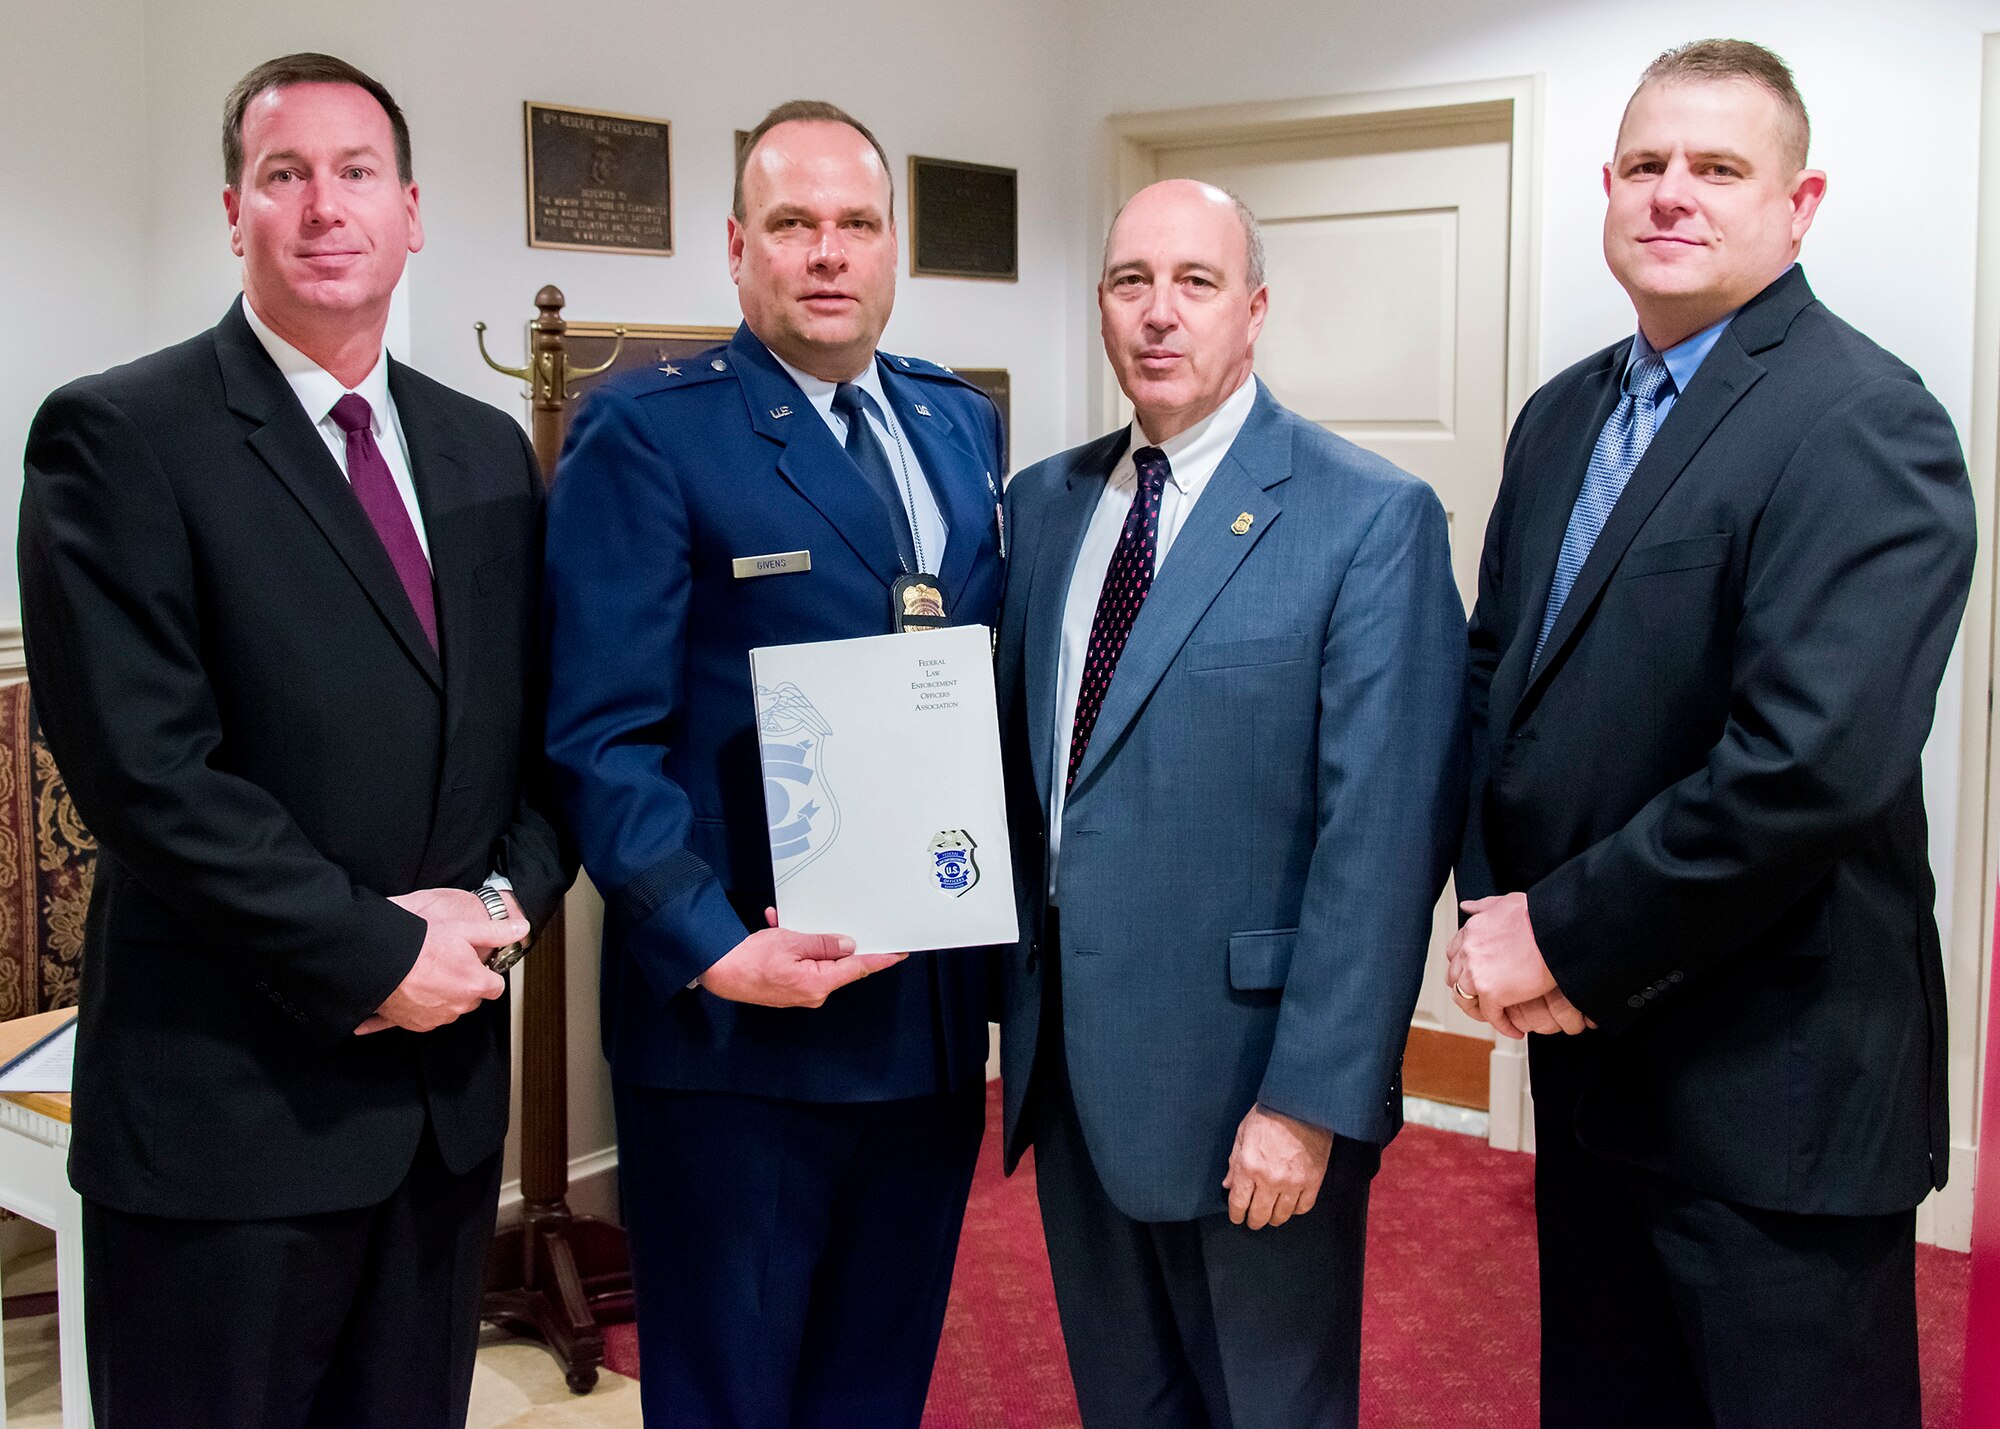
[878, 359, 993, 605]
[391, 360, 472, 718]
[1025, 431, 1127, 810]
[1067, 388, 1288, 800]
[1519, 331, 1767, 707]
[215, 300, 442, 690]
[732, 328, 902, 589]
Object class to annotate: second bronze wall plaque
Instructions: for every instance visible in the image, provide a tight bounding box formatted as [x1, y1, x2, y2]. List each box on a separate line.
[909, 156, 1018, 281]
[525, 102, 673, 256]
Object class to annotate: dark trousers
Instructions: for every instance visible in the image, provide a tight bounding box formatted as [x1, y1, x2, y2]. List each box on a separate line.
[1027, 920, 1375, 1429]
[613, 1080, 985, 1429]
[1535, 1100, 1921, 1429]
[81, 1126, 501, 1429]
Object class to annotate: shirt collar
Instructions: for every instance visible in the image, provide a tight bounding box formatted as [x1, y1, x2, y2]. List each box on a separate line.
[241, 296, 393, 433]
[1128, 373, 1260, 494]
[1624, 258, 1799, 399]
[767, 345, 890, 419]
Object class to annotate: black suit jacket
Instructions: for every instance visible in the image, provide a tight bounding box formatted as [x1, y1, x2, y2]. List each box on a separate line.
[20, 298, 571, 1220]
[1460, 267, 1975, 1217]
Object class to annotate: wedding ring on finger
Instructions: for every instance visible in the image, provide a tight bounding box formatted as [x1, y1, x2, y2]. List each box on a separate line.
[1454, 982, 1477, 1001]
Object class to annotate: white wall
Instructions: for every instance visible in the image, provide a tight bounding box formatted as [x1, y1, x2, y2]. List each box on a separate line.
[1, 0, 152, 623]
[9, 0, 1998, 1223]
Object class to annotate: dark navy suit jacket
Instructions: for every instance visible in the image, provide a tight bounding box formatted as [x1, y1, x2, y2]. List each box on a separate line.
[1459, 267, 1975, 1216]
[544, 324, 1005, 1102]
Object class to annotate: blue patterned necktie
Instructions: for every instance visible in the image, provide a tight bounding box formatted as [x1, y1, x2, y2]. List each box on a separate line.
[831, 382, 919, 573]
[1067, 446, 1172, 792]
[1531, 352, 1673, 670]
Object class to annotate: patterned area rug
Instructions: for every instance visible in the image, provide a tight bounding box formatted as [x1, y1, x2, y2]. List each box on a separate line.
[604, 1081, 1971, 1427]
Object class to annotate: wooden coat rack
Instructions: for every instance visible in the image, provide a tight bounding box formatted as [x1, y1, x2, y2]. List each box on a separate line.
[475, 287, 632, 1393]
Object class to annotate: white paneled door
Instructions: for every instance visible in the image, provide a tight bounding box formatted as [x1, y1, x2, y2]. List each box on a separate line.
[1141, 108, 1515, 1048]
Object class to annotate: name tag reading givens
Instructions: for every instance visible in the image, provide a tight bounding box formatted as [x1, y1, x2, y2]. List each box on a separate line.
[733, 550, 813, 579]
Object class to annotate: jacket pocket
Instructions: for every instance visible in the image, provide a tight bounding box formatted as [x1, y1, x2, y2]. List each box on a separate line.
[1228, 928, 1298, 990]
[1188, 633, 1310, 672]
[1617, 532, 1730, 581]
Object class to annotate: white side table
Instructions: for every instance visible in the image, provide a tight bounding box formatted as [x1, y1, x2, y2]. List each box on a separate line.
[0, 1009, 89, 1429]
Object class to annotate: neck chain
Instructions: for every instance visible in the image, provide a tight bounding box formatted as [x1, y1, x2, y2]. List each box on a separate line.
[875, 398, 926, 574]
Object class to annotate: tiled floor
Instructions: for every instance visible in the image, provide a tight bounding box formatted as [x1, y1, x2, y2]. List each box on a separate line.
[1, 1248, 643, 1429]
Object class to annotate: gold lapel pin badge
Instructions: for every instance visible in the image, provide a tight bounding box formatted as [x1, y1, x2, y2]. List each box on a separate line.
[1231, 512, 1254, 535]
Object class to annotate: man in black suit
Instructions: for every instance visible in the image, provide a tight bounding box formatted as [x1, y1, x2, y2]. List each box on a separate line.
[19, 53, 570, 1428]
[1451, 39, 1974, 1429]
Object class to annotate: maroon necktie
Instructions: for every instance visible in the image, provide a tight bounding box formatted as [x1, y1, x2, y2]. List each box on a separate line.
[330, 393, 437, 651]
[1067, 446, 1171, 792]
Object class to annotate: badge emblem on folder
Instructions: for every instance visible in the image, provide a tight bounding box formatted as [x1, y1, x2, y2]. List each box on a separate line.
[929, 830, 979, 896]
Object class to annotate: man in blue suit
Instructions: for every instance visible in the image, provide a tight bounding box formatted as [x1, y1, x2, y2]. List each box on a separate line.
[543, 101, 1005, 1429]
[995, 179, 1465, 1429]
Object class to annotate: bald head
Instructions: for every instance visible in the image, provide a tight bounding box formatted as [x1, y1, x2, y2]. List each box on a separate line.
[1104, 180, 1265, 291]
[1098, 179, 1269, 443]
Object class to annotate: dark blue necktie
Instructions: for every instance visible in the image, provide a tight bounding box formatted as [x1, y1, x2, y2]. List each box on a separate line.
[1531, 353, 1673, 671]
[1067, 447, 1172, 792]
[831, 382, 919, 573]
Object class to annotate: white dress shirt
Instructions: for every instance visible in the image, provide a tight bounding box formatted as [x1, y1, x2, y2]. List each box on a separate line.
[242, 297, 430, 560]
[769, 348, 950, 577]
[1047, 374, 1259, 890]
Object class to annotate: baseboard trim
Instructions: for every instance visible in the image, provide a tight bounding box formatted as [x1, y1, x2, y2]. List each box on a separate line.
[496, 1147, 620, 1228]
[0, 626, 23, 683]
[1919, 1143, 1976, 1251]
[1404, 1025, 1492, 1110]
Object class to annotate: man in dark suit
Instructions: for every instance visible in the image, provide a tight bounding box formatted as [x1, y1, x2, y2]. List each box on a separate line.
[995, 179, 1465, 1429]
[1451, 40, 1974, 1428]
[542, 101, 1005, 1428]
[19, 54, 570, 1428]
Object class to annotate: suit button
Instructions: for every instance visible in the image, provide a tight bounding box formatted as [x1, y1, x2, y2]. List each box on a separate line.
[1643, 988, 1658, 1000]
[1668, 971, 1684, 984]
[1627, 995, 1646, 1010]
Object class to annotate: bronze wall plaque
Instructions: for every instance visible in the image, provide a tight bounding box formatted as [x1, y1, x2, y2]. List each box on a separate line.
[952, 368, 1012, 469]
[909, 156, 1018, 281]
[562, 323, 735, 398]
[525, 102, 673, 256]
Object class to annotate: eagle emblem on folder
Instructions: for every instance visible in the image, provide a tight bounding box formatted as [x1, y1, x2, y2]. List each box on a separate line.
[756, 683, 840, 885]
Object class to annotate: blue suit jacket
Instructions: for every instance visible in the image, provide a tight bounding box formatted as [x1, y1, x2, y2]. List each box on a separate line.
[544, 324, 1005, 1102]
[996, 381, 1466, 1220]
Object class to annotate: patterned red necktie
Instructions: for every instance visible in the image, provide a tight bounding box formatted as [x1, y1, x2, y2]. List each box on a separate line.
[330, 393, 437, 651]
[1067, 446, 1171, 792]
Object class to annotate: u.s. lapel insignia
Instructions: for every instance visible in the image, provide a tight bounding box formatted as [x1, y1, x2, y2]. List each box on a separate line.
[710, 358, 727, 371]
[914, 404, 932, 417]
[658, 363, 681, 376]
[1231, 512, 1254, 535]
[770, 405, 793, 419]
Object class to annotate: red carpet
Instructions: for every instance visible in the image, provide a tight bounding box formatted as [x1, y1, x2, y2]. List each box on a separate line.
[604, 1081, 1971, 1426]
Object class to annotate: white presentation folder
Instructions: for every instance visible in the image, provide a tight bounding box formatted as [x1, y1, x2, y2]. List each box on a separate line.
[750, 624, 1019, 955]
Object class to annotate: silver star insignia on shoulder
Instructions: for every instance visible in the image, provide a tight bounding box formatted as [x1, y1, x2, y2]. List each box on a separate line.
[657, 363, 681, 376]
[898, 357, 912, 367]
[915, 404, 932, 417]
[770, 405, 793, 419]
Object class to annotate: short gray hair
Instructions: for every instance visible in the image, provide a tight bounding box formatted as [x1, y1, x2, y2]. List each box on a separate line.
[1103, 184, 1266, 291]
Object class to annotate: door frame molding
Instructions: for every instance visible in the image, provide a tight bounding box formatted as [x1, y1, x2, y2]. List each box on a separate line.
[1101, 76, 1544, 444]
[1935, 30, 2000, 1253]
[1103, 77, 1544, 1147]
